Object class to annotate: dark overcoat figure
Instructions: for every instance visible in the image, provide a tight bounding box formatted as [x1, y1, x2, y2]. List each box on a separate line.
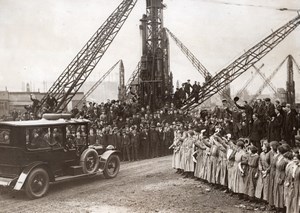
[250, 114, 263, 153]
[283, 106, 297, 147]
[131, 131, 140, 161]
[149, 127, 159, 158]
[140, 128, 150, 159]
[122, 132, 131, 161]
[267, 112, 283, 142]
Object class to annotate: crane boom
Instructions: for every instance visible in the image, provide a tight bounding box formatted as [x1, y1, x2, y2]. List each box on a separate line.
[74, 60, 121, 108]
[254, 65, 277, 94]
[165, 28, 211, 79]
[38, 0, 137, 113]
[291, 55, 300, 72]
[165, 27, 233, 103]
[182, 15, 300, 112]
[235, 64, 263, 97]
[250, 57, 288, 103]
[125, 61, 141, 95]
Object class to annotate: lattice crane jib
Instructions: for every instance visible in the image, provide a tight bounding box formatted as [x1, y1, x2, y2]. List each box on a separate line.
[165, 27, 234, 105]
[182, 15, 300, 112]
[38, 0, 137, 113]
[165, 28, 211, 80]
[74, 60, 121, 108]
[250, 57, 288, 103]
[254, 65, 277, 94]
[235, 64, 264, 98]
[125, 61, 141, 96]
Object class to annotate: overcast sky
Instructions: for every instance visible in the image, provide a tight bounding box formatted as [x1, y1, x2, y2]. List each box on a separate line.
[0, 0, 299, 97]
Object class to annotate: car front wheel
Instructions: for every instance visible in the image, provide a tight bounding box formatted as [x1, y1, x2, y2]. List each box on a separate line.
[80, 148, 100, 174]
[24, 167, 49, 199]
[103, 154, 120, 179]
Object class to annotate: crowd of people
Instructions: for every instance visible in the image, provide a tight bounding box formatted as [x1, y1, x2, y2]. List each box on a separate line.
[70, 100, 185, 161]
[170, 98, 300, 213]
[5, 79, 300, 212]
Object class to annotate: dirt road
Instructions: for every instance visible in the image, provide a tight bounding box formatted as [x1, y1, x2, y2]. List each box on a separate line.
[0, 156, 267, 213]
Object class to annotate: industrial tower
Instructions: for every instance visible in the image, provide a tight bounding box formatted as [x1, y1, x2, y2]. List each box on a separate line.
[118, 60, 126, 101]
[139, 0, 172, 110]
[286, 55, 295, 106]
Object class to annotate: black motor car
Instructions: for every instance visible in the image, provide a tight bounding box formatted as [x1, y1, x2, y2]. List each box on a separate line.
[0, 114, 120, 199]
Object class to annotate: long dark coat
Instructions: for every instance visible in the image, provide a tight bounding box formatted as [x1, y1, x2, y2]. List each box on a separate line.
[267, 114, 283, 142]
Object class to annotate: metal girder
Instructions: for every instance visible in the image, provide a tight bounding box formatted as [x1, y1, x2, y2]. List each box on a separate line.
[291, 55, 300, 73]
[125, 61, 141, 95]
[286, 55, 295, 105]
[235, 64, 264, 97]
[254, 65, 277, 94]
[165, 27, 233, 103]
[74, 60, 121, 108]
[38, 0, 137, 113]
[165, 28, 211, 79]
[250, 56, 288, 103]
[182, 15, 300, 112]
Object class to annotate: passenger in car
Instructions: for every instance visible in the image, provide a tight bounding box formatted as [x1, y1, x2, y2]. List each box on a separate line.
[30, 132, 49, 149]
[3, 134, 10, 144]
[75, 132, 84, 146]
[88, 128, 96, 145]
[66, 129, 75, 150]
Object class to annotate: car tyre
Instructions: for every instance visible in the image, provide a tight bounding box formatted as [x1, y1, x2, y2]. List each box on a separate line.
[80, 148, 100, 174]
[103, 154, 120, 179]
[24, 167, 49, 199]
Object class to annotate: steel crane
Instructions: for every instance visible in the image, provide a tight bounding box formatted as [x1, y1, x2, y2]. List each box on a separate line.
[254, 65, 278, 95]
[125, 61, 141, 96]
[37, 0, 137, 114]
[182, 15, 300, 112]
[165, 28, 233, 103]
[74, 60, 121, 108]
[234, 64, 264, 98]
[286, 55, 300, 105]
[250, 56, 288, 103]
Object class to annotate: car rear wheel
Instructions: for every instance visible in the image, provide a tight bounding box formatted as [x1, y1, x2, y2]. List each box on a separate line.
[80, 148, 100, 174]
[103, 154, 120, 179]
[24, 167, 49, 199]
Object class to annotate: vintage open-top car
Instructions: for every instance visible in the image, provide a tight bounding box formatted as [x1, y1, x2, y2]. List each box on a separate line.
[0, 114, 120, 199]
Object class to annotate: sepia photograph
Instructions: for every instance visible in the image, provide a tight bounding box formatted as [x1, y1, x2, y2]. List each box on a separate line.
[0, 0, 300, 212]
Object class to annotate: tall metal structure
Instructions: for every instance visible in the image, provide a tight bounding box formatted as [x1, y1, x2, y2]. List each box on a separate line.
[165, 28, 233, 103]
[37, 0, 137, 113]
[125, 61, 141, 98]
[250, 57, 288, 103]
[74, 60, 121, 108]
[118, 60, 126, 101]
[182, 15, 300, 112]
[235, 64, 264, 98]
[254, 65, 278, 95]
[139, 0, 172, 110]
[286, 55, 295, 105]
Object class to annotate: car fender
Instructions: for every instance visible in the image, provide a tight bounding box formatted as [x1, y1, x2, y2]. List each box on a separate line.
[99, 150, 121, 170]
[13, 161, 49, 191]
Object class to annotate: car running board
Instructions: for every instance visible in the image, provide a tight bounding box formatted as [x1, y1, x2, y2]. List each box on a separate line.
[54, 169, 104, 183]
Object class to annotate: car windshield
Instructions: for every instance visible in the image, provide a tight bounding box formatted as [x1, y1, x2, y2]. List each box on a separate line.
[0, 128, 10, 145]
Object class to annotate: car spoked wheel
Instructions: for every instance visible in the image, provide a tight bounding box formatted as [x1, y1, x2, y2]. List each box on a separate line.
[86, 154, 97, 172]
[25, 168, 49, 199]
[80, 149, 100, 174]
[103, 155, 120, 179]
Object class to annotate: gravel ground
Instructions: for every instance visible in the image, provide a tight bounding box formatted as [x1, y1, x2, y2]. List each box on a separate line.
[0, 156, 271, 213]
